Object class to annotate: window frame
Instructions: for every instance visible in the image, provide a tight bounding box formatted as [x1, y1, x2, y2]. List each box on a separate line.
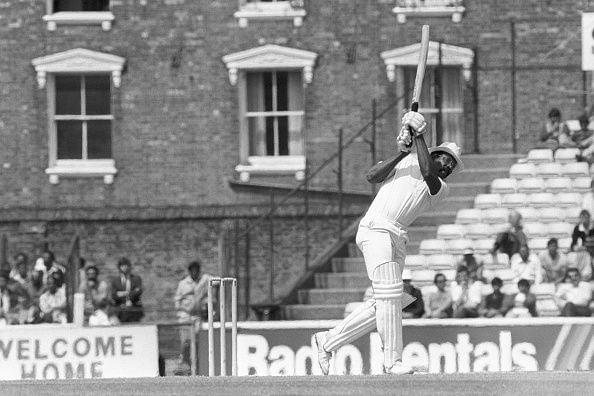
[234, 0, 306, 28]
[43, 0, 115, 31]
[392, 0, 465, 24]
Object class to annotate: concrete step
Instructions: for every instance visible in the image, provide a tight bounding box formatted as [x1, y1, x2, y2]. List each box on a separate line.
[283, 304, 346, 320]
[298, 288, 366, 305]
[332, 257, 367, 273]
[315, 272, 370, 289]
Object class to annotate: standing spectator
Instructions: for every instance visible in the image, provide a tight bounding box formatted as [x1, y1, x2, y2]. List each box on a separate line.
[582, 179, 594, 219]
[506, 279, 537, 318]
[79, 264, 114, 323]
[111, 257, 144, 322]
[539, 108, 572, 149]
[34, 249, 66, 287]
[39, 272, 67, 324]
[570, 210, 593, 251]
[424, 273, 452, 319]
[490, 210, 527, 259]
[402, 269, 424, 319]
[450, 267, 482, 318]
[479, 277, 508, 318]
[556, 268, 592, 317]
[539, 238, 568, 284]
[510, 245, 542, 285]
[458, 247, 485, 283]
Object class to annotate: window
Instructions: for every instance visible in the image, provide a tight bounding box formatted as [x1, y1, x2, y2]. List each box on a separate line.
[222, 44, 317, 181]
[234, 0, 306, 28]
[32, 48, 125, 184]
[393, 0, 465, 24]
[43, 0, 114, 31]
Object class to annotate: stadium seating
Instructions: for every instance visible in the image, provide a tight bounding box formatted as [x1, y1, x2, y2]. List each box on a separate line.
[536, 162, 562, 179]
[441, 269, 457, 281]
[436, 224, 467, 240]
[405, 254, 428, 269]
[491, 222, 511, 234]
[455, 208, 483, 224]
[501, 193, 528, 208]
[411, 270, 437, 287]
[528, 237, 549, 253]
[526, 149, 554, 164]
[561, 162, 590, 178]
[544, 177, 572, 193]
[419, 239, 448, 255]
[571, 177, 592, 193]
[516, 207, 539, 223]
[483, 268, 515, 284]
[474, 193, 502, 209]
[473, 238, 495, 254]
[446, 238, 474, 255]
[558, 237, 572, 250]
[464, 223, 494, 239]
[482, 252, 510, 269]
[491, 178, 518, 194]
[546, 222, 574, 239]
[482, 208, 509, 224]
[522, 222, 548, 238]
[538, 207, 566, 223]
[536, 299, 561, 317]
[565, 207, 582, 223]
[517, 178, 546, 193]
[554, 192, 582, 208]
[554, 148, 580, 164]
[528, 192, 555, 207]
[426, 254, 457, 270]
[566, 251, 578, 266]
[510, 163, 537, 179]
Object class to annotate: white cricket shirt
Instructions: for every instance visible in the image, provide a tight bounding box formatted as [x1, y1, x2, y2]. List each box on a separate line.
[365, 152, 449, 228]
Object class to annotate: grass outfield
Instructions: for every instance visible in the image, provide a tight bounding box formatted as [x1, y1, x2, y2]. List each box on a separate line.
[2, 372, 594, 396]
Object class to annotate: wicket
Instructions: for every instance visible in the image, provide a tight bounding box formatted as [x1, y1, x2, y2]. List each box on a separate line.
[207, 277, 238, 376]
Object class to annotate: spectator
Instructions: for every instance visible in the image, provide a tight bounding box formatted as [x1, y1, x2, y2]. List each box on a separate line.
[458, 247, 485, 283]
[570, 210, 593, 251]
[556, 268, 592, 317]
[39, 272, 67, 324]
[402, 269, 424, 319]
[34, 249, 66, 287]
[539, 238, 568, 284]
[491, 210, 527, 259]
[88, 300, 117, 326]
[582, 179, 594, 219]
[510, 245, 542, 285]
[79, 264, 114, 322]
[573, 236, 594, 281]
[479, 277, 508, 318]
[424, 272, 452, 319]
[575, 114, 594, 163]
[451, 267, 482, 318]
[539, 107, 572, 149]
[506, 279, 537, 318]
[9, 252, 29, 285]
[0, 270, 18, 325]
[8, 252, 37, 304]
[111, 257, 144, 322]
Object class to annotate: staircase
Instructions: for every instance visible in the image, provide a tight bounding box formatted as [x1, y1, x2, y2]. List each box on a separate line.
[282, 153, 523, 320]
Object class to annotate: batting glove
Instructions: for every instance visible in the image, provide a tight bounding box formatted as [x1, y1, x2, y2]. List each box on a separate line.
[401, 111, 427, 137]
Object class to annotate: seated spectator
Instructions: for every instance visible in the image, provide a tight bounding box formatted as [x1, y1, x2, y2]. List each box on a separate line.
[539, 107, 572, 149]
[111, 257, 144, 322]
[575, 114, 594, 163]
[573, 236, 594, 281]
[79, 264, 114, 322]
[458, 247, 485, 283]
[33, 249, 66, 288]
[556, 268, 592, 317]
[582, 179, 594, 219]
[479, 277, 508, 318]
[424, 272, 452, 319]
[88, 300, 118, 326]
[510, 245, 542, 285]
[0, 270, 20, 326]
[490, 210, 527, 259]
[570, 210, 593, 251]
[39, 272, 67, 324]
[451, 267, 482, 318]
[539, 238, 568, 284]
[506, 279, 537, 318]
[402, 269, 424, 319]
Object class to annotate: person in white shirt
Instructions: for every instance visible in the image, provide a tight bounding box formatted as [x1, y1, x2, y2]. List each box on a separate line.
[313, 111, 464, 376]
[539, 238, 568, 284]
[510, 245, 542, 285]
[450, 267, 483, 318]
[556, 268, 593, 317]
[582, 179, 594, 220]
[39, 273, 67, 324]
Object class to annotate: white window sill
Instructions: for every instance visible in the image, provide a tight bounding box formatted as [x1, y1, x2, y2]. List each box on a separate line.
[235, 156, 305, 182]
[45, 159, 117, 185]
[42, 11, 115, 31]
[234, 3, 306, 27]
[392, 6, 465, 23]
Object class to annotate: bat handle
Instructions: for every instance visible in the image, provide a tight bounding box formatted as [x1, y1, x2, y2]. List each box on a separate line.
[410, 102, 419, 112]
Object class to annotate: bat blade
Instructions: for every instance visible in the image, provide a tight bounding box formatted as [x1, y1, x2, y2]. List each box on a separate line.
[410, 25, 430, 112]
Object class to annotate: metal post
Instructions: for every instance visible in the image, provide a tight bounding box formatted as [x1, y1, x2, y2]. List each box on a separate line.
[219, 280, 226, 376]
[304, 158, 310, 271]
[269, 189, 275, 302]
[207, 281, 215, 377]
[337, 128, 344, 238]
[190, 319, 197, 376]
[583, 70, 588, 111]
[231, 278, 238, 376]
[510, 20, 518, 153]
[244, 229, 250, 321]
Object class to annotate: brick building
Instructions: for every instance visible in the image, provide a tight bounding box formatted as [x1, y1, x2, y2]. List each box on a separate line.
[0, 0, 591, 320]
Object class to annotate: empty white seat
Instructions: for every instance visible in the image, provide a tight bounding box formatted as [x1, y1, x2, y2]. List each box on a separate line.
[536, 162, 563, 179]
[411, 269, 436, 286]
[491, 178, 518, 194]
[482, 252, 510, 269]
[517, 177, 546, 193]
[561, 162, 590, 178]
[544, 177, 572, 193]
[572, 177, 592, 193]
[528, 192, 555, 207]
[421, 285, 438, 300]
[536, 299, 560, 317]
[480, 283, 494, 296]
[491, 222, 512, 234]
[419, 239, 448, 255]
[465, 223, 494, 239]
[516, 207, 540, 223]
[474, 193, 502, 209]
[446, 238, 474, 255]
[426, 254, 457, 270]
[436, 224, 467, 240]
[546, 222, 574, 238]
[532, 283, 556, 297]
[405, 254, 427, 269]
[564, 207, 582, 223]
[566, 251, 578, 266]
[441, 269, 457, 281]
[528, 237, 549, 253]
[456, 209, 483, 224]
[501, 193, 528, 208]
[473, 238, 495, 254]
[510, 163, 537, 179]
[522, 222, 548, 238]
[484, 268, 515, 283]
[538, 207, 566, 223]
[554, 148, 581, 164]
[526, 149, 554, 164]
[482, 208, 509, 224]
[554, 192, 582, 207]
[558, 237, 572, 250]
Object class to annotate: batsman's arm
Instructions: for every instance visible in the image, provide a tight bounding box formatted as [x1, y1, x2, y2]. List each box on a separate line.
[365, 150, 410, 184]
[413, 133, 441, 195]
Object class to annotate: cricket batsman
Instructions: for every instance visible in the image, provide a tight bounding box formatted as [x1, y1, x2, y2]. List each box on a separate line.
[314, 110, 464, 375]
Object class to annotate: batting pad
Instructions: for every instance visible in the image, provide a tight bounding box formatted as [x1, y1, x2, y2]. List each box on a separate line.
[372, 261, 403, 369]
[323, 299, 376, 353]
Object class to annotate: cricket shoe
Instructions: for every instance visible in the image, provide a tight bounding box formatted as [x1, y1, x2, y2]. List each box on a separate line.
[384, 361, 414, 375]
[314, 331, 331, 375]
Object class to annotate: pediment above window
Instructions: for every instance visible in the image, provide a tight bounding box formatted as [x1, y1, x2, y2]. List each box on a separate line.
[381, 41, 474, 82]
[222, 44, 317, 85]
[31, 48, 125, 89]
